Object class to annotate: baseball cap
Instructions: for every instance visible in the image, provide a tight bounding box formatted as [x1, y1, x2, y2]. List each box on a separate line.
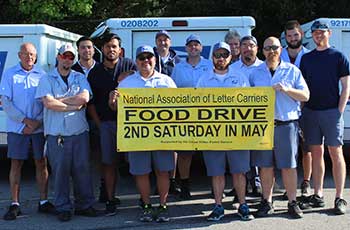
[136, 45, 155, 58]
[311, 20, 330, 32]
[212, 42, 231, 53]
[58, 44, 75, 56]
[186, 34, 201, 45]
[240, 35, 258, 45]
[155, 30, 171, 40]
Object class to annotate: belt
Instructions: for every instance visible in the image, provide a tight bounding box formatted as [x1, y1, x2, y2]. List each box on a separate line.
[274, 119, 298, 126]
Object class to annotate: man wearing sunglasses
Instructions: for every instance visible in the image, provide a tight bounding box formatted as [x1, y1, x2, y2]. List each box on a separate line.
[0, 43, 55, 220]
[88, 33, 137, 216]
[197, 42, 254, 222]
[250, 37, 310, 219]
[171, 34, 213, 200]
[299, 20, 349, 215]
[35, 44, 96, 221]
[117, 45, 176, 223]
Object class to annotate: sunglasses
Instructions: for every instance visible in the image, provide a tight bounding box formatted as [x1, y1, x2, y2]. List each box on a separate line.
[137, 54, 154, 61]
[263, 45, 280, 51]
[213, 52, 230, 59]
[60, 54, 75, 61]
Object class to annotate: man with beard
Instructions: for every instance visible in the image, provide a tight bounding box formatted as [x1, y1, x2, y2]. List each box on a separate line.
[153, 30, 181, 76]
[299, 20, 349, 215]
[88, 33, 137, 215]
[171, 34, 212, 200]
[35, 44, 96, 222]
[197, 42, 254, 221]
[281, 20, 312, 197]
[224, 30, 241, 64]
[117, 45, 176, 223]
[250, 37, 309, 219]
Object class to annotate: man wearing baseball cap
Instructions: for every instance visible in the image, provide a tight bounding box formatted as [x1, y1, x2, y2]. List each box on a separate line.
[35, 44, 96, 221]
[197, 42, 254, 221]
[171, 34, 213, 200]
[153, 30, 181, 76]
[299, 20, 349, 215]
[116, 45, 177, 223]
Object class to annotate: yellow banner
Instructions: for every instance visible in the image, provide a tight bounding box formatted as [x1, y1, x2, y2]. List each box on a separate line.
[117, 87, 275, 151]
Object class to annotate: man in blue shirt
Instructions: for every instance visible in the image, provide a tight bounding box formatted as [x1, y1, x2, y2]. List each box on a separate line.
[250, 37, 309, 219]
[36, 44, 96, 222]
[0, 43, 54, 220]
[300, 20, 350, 215]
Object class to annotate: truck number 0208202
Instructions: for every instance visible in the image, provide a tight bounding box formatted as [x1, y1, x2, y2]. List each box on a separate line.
[120, 20, 159, 28]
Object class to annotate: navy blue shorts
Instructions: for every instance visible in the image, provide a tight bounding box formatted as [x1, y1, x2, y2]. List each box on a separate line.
[7, 132, 45, 160]
[99, 121, 116, 164]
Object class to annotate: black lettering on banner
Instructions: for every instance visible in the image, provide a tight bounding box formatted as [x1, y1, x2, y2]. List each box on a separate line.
[198, 109, 211, 120]
[124, 126, 149, 138]
[253, 108, 267, 119]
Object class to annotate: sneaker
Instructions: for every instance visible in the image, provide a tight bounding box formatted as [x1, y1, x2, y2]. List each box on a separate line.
[225, 188, 236, 197]
[169, 179, 181, 195]
[179, 185, 192, 200]
[300, 180, 311, 196]
[334, 198, 347, 215]
[288, 200, 303, 219]
[298, 195, 312, 210]
[105, 200, 117, 216]
[238, 203, 254, 221]
[75, 206, 98, 217]
[57, 211, 72, 222]
[256, 199, 274, 217]
[3, 204, 22, 221]
[140, 204, 153, 222]
[207, 204, 224, 221]
[155, 205, 170, 222]
[308, 194, 325, 208]
[38, 201, 56, 214]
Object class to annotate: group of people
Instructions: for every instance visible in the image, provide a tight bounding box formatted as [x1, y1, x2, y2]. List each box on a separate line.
[0, 18, 348, 224]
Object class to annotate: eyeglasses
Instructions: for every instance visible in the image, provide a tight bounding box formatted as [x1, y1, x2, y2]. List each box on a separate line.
[213, 52, 230, 59]
[241, 43, 256, 49]
[60, 54, 75, 61]
[263, 45, 280, 51]
[137, 54, 154, 61]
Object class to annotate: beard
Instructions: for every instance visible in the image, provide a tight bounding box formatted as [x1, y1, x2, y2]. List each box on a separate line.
[214, 62, 229, 71]
[286, 39, 303, 49]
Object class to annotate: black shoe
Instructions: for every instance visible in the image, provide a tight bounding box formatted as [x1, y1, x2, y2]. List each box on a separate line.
[139, 198, 145, 209]
[74, 206, 98, 217]
[334, 198, 347, 215]
[105, 200, 117, 216]
[140, 204, 153, 222]
[308, 194, 325, 208]
[256, 199, 274, 217]
[179, 186, 192, 200]
[288, 200, 303, 219]
[98, 179, 108, 203]
[3, 204, 22, 221]
[169, 179, 181, 195]
[38, 201, 56, 214]
[298, 195, 312, 210]
[225, 188, 236, 197]
[155, 205, 170, 222]
[300, 180, 311, 196]
[57, 211, 71, 222]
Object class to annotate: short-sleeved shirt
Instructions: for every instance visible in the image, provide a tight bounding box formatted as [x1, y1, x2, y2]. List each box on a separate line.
[249, 61, 308, 121]
[171, 57, 212, 87]
[230, 58, 263, 78]
[88, 58, 136, 121]
[300, 47, 350, 110]
[72, 60, 97, 77]
[118, 71, 177, 89]
[196, 65, 250, 88]
[281, 46, 310, 68]
[35, 68, 92, 136]
[0, 63, 45, 134]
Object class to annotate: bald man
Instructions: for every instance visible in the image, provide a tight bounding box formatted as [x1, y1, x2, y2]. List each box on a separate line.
[0, 43, 54, 220]
[249, 37, 310, 219]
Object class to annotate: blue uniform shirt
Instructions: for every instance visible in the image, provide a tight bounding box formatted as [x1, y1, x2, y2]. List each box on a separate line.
[0, 63, 45, 134]
[249, 61, 308, 121]
[281, 46, 310, 68]
[118, 71, 177, 88]
[230, 58, 263, 78]
[171, 57, 212, 87]
[35, 68, 92, 136]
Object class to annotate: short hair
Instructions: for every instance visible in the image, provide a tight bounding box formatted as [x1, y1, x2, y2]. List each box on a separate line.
[101, 33, 122, 47]
[224, 30, 241, 43]
[284, 20, 303, 33]
[76, 36, 93, 48]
